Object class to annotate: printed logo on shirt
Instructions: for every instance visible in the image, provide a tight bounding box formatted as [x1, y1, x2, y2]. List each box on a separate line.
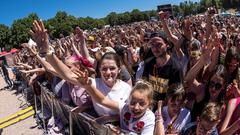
[149, 75, 169, 94]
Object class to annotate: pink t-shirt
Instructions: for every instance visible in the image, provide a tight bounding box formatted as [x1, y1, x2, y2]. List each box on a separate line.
[69, 83, 91, 107]
[229, 97, 240, 134]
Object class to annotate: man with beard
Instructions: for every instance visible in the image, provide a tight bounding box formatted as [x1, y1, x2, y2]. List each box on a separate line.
[142, 36, 183, 109]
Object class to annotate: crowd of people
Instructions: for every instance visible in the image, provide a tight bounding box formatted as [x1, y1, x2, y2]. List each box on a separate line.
[8, 7, 240, 135]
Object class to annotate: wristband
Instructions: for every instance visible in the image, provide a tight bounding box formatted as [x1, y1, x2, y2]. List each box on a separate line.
[155, 111, 162, 117]
[46, 50, 55, 56]
[155, 118, 164, 123]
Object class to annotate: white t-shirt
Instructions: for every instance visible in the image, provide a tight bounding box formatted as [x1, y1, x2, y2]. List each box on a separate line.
[162, 106, 191, 133]
[91, 78, 132, 116]
[119, 103, 155, 135]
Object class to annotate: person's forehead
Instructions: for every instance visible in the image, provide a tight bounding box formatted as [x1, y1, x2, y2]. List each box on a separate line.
[211, 75, 223, 84]
[150, 37, 165, 43]
[101, 59, 117, 66]
[200, 119, 217, 128]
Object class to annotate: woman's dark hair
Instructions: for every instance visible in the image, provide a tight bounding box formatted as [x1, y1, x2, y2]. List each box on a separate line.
[224, 46, 240, 71]
[166, 83, 186, 101]
[99, 52, 121, 68]
[206, 65, 226, 103]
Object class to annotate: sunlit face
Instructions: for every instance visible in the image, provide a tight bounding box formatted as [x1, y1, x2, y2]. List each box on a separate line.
[209, 75, 224, 100]
[196, 118, 218, 135]
[100, 59, 120, 87]
[149, 37, 167, 58]
[129, 90, 150, 118]
[167, 96, 184, 114]
[228, 58, 239, 73]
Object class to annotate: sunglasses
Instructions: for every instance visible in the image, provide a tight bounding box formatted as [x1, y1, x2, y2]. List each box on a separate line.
[209, 81, 222, 90]
[190, 51, 201, 58]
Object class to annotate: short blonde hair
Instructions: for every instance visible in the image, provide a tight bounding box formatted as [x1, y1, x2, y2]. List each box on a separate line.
[131, 80, 154, 105]
[200, 102, 221, 122]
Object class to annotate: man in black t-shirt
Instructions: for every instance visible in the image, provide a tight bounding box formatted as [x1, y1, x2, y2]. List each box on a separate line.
[142, 36, 183, 102]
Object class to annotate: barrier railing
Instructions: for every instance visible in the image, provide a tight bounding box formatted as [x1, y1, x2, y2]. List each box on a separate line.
[18, 72, 126, 135]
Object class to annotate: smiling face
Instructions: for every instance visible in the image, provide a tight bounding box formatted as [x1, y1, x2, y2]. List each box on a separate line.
[99, 59, 120, 87]
[128, 90, 150, 118]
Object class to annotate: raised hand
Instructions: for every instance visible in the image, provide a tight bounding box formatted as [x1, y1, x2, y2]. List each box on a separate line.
[158, 11, 168, 20]
[155, 100, 163, 121]
[30, 20, 50, 54]
[73, 69, 91, 86]
[207, 7, 217, 16]
[26, 45, 37, 56]
[226, 81, 240, 98]
[201, 38, 214, 63]
[74, 27, 85, 43]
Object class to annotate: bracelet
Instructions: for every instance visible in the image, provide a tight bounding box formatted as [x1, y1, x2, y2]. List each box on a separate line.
[46, 50, 55, 56]
[155, 111, 162, 117]
[155, 118, 164, 123]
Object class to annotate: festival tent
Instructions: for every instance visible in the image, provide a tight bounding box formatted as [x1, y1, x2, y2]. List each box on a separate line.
[10, 48, 19, 53]
[0, 51, 9, 57]
[221, 11, 231, 16]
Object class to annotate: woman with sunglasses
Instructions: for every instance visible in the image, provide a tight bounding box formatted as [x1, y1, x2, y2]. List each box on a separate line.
[184, 42, 225, 121]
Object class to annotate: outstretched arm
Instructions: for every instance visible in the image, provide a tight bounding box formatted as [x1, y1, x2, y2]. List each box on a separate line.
[75, 27, 96, 66]
[30, 20, 79, 85]
[20, 67, 45, 74]
[158, 11, 181, 46]
[220, 99, 240, 135]
[74, 70, 119, 111]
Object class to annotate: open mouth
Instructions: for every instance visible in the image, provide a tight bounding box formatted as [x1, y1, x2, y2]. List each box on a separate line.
[131, 110, 142, 118]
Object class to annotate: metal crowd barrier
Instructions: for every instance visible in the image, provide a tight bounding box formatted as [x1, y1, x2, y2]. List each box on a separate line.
[18, 72, 130, 135]
[39, 83, 119, 135]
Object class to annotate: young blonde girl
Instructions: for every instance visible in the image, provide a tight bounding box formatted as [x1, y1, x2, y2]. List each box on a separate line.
[75, 75, 155, 135]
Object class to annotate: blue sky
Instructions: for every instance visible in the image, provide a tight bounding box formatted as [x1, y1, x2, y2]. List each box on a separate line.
[0, 0, 200, 26]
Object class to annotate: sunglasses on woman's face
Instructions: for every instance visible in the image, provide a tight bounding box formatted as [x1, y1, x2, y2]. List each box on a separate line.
[209, 81, 222, 90]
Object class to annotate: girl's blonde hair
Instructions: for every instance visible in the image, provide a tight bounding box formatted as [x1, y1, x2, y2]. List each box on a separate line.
[200, 102, 221, 123]
[130, 80, 154, 105]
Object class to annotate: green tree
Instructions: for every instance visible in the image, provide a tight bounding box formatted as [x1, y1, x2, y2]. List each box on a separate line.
[105, 12, 118, 26]
[0, 24, 10, 51]
[46, 11, 78, 38]
[10, 13, 39, 49]
[130, 9, 144, 22]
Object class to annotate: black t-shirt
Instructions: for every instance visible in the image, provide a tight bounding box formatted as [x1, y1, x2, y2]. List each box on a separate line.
[142, 56, 183, 99]
[119, 67, 131, 82]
